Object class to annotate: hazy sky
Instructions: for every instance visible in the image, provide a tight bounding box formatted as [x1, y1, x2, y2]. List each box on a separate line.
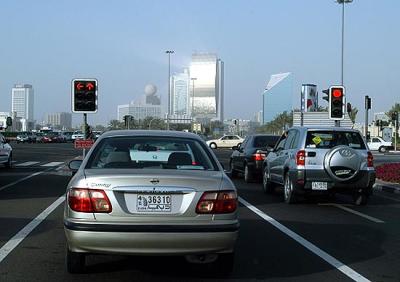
[0, 0, 399, 126]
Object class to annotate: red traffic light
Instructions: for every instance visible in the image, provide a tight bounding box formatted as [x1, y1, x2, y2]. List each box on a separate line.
[332, 88, 343, 98]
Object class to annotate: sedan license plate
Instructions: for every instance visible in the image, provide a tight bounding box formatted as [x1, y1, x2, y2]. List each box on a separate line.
[312, 182, 328, 190]
[136, 194, 172, 212]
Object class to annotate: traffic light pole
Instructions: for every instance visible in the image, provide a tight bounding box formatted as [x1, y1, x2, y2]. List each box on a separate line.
[364, 107, 368, 141]
[83, 113, 88, 158]
[395, 119, 398, 152]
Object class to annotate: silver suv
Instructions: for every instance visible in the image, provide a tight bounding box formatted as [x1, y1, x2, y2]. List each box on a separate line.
[262, 127, 376, 205]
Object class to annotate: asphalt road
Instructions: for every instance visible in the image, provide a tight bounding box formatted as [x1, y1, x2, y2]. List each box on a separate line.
[0, 143, 399, 281]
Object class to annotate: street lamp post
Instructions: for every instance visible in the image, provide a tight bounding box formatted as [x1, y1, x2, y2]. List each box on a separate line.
[148, 117, 155, 130]
[191, 77, 197, 132]
[165, 50, 174, 130]
[337, 0, 353, 86]
[336, 0, 352, 127]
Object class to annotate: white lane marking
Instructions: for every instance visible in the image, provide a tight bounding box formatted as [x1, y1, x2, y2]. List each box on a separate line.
[326, 204, 384, 224]
[40, 162, 64, 167]
[0, 171, 45, 192]
[239, 197, 371, 282]
[15, 161, 40, 167]
[0, 196, 65, 263]
[374, 194, 400, 203]
[55, 165, 64, 171]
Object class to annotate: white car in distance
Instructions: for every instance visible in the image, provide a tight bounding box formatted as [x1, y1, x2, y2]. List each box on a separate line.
[206, 135, 244, 149]
[367, 136, 394, 153]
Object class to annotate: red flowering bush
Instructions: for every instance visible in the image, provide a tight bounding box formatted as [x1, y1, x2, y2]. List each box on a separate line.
[375, 163, 400, 183]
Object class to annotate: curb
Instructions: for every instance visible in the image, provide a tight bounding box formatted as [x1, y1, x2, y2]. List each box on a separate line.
[373, 181, 400, 194]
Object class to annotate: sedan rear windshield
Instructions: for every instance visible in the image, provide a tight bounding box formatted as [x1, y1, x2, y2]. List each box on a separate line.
[253, 136, 280, 148]
[305, 131, 366, 150]
[86, 136, 219, 171]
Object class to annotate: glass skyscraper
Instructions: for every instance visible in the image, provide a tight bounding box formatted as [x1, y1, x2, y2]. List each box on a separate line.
[262, 73, 293, 124]
[170, 69, 190, 115]
[189, 53, 224, 122]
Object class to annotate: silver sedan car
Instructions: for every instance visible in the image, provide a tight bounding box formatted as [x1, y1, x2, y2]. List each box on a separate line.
[64, 130, 239, 274]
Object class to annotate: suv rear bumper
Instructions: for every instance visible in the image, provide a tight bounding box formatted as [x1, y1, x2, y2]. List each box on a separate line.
[289, 169, 376, 195]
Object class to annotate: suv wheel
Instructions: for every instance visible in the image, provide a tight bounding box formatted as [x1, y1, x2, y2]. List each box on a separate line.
[378, 146, 387, 153]
[262, 168, 274, 194]
[353, 193, 369, 206]
[210, 143, 217, 149]
[66, 245, 85, 273]
[284, 174, 297, 204]
[229, 160, 238, 178]
[5, 154, 12, 168]
[244, 164, 253, 183]
[215, 253, 234, 275]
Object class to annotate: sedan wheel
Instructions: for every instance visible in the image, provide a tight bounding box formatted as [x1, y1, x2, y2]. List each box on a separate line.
[262, 168, 274, 194]
[210, 143, 217, 149]
[230, 160, 238, 178]
[66, 245, 85, 273]
[5, 154, 12, 168]
[244, 165, 253, 183]
[284, 174, 296, 204]
[378, 146, 387, 153]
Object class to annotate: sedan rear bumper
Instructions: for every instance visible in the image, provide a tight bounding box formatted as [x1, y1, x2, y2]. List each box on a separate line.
[64, 221, 239, 255]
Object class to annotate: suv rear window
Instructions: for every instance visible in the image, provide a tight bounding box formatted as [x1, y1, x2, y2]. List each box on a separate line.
[305, 131, 366, 150]
[253, 136, 280, 148]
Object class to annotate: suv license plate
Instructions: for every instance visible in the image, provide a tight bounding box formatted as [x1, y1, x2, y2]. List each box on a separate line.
[136, 194, 172, 212]
[312, 182, 328, 190]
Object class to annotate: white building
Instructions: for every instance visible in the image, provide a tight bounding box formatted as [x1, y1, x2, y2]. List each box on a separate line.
[190, 53, 224, 122]
[44, 112, 72, 129]
[11, 84, 34, 131]
[117, 85, 163, 122]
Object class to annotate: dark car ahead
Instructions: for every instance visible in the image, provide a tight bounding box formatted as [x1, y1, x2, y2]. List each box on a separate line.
[230, 134, 280, 182]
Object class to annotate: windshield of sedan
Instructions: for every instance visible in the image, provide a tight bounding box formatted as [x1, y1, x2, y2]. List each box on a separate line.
[86, 136, 218, 170]
[305, 131, 366, 150]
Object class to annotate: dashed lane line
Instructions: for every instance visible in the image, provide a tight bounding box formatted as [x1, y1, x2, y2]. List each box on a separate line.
[15, 161, 40, 167]
[239, 197, 371, 282]
[0, 196, 65, 263]
[318, 203, 385, 224]
[40, 162, 64, 167]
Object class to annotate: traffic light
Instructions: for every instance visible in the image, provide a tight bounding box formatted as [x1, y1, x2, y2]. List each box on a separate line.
[72, 79, 98, 113]
[6, 117, 12, 127]
[322, 89, 329, 102]
[328, 86, 345, 120]
[365, 96, 371, 110]
[392, 112, 398, 123]
[346, 102, 352, 113]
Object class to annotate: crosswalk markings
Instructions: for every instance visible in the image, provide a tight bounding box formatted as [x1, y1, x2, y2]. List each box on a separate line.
[40, 162, 64, 167]
[15, 161, 40, 167]
[13, 161, 65, 168]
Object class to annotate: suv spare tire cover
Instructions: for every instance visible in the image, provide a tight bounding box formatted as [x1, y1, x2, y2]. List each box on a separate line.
[324, 146, 361, 182]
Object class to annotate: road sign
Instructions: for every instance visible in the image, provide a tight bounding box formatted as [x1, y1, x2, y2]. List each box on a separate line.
[72, 78, 98, 113]
[74, 139, 94, 149]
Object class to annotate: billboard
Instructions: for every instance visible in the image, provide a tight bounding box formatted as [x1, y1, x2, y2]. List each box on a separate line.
[301, 84, 318, 112]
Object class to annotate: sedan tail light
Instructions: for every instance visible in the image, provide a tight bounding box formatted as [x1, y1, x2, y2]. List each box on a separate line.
[252, 150, 266, 161]
[367, 151, 374, 167]
[68, 188, 112, 213]
[296, 150, 306, 166]
[196, 191, 237, 214]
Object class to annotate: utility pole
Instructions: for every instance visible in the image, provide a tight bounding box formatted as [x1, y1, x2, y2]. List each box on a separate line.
[165, 50, 174, 130]
[191, 77, 197, 132]
[364, 95, 371, 140]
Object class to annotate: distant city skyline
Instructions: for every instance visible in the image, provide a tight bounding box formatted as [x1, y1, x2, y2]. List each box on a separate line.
[0, 1, 399, 126]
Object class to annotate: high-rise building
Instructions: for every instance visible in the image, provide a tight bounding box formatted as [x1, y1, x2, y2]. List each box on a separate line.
[12, 84, 34, 120]
[44, 112, 72, 129]
[11, 84, 34, 131]
[170, 69, 190, 115]
[262, 73, 293, 124]
[189, 53, 224, 122]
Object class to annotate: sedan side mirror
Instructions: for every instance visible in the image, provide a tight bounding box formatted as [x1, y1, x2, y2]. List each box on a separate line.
[68, 160, 83, 172]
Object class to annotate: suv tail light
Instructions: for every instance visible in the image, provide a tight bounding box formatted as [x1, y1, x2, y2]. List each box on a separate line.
[68, 188, 112, 213]
[296, 150, 306, 166]
[252, 151, 266, 161]
[196, 191, 237, 214]
[367, 151, 374, 167]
